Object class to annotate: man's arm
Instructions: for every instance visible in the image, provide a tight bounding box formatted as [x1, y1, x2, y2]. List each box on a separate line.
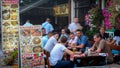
[75, 44, 84, 49]
[95, 40, 105, 53]
[64, 49, 74, 55]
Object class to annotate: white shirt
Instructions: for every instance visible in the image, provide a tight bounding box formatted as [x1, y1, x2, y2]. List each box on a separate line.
[44, 36, 57, 52]
[68, 22, 81, 32]
[49, 43, 67, 66]
[69, 36, 78, 44]
[113, 36, 120, 45]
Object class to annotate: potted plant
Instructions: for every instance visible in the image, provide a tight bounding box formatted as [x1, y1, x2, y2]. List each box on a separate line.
[3, 48, 18, 65]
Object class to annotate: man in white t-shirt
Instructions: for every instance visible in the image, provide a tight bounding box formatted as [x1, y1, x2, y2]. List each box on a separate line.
[49, 36, 74, 68]
[44, 32, 59, 52]
[68, 18, 82, 33]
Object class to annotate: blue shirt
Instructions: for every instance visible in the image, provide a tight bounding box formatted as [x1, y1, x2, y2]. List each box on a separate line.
[42, 21, 54, 34]
[42, 35, 48, 48]
[23, 22, 33, 26]
[77, 35, 91, 52]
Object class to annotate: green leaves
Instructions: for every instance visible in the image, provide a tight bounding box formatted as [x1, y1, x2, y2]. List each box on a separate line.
[89, 7, 104, 27]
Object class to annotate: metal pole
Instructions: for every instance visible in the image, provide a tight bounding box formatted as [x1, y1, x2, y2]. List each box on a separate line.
[18, 0, 21, 68]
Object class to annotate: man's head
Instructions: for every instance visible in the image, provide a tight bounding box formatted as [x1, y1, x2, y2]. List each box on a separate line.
[69, 32, 75, 39]
[76, 29, 82, 37]
[42, 28, 46, 35]
[47, 31, 53, 38]
[46, 18, 51, 23]
[53, 32, 59, 40]
[93, 33, 102, 42]
[60, 36, 67, 43]
[73, 18, 79, 23]
[26, 19, 30, 22]
[61, 29, 66, 34]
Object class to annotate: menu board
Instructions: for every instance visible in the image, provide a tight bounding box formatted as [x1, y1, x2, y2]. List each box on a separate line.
[20, 26, 45, 68]
[1, 0, 19, 51]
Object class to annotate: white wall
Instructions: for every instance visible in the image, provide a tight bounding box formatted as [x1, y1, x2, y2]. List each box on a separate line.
[70, 0, 75, 23]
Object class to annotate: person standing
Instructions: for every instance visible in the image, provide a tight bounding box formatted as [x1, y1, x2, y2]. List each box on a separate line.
[68, 18, 82, 33]
[42, 18, 54, 34]
[23, 19, 33, 26]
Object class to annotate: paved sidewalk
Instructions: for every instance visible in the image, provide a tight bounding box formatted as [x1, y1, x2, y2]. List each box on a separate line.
[1, 63, 120, 68]
[77, 63, 120, 68]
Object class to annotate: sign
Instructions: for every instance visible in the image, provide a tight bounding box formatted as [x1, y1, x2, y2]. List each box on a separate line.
[20, 26, 45, 68]
[1, 0, 19, 51]
[1, 0, 19, 65]
[53, 4, 69, 16]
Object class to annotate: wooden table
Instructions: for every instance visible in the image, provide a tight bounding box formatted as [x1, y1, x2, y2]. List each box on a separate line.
[74, 55, 105, 66]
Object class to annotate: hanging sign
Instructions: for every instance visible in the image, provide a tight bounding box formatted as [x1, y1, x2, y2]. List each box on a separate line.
[53, 3, 69, 16]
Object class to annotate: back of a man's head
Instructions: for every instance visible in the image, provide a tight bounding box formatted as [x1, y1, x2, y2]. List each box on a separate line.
[60, 36, 67, 43]
[48, 31, 53, 38]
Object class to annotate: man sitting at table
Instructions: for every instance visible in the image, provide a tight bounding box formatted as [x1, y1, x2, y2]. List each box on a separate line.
[75, 29, 91, 53]
[49, 36, 74, 68]
[90, 33, 113, 64]
[44, 32, 59, 52]
[68, 32, 78, 49]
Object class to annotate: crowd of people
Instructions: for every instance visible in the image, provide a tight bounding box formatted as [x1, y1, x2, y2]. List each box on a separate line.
[40, 17, 120, 68]
[23, 17, 120, 68]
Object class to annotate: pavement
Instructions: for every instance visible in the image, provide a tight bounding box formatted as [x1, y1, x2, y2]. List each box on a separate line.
[79, 63, 120, 68]
[0, 63, 120, 68]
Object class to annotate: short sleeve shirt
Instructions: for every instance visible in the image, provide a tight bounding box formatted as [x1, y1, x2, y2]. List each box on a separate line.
[92, 39, 113, 61]
[41, 35, 48, 48]
[44, 36, 57, 52]
[69, 36, 78, 44]
[77, 35, 91, 47]
[42, 22, 54, 34]
[68, 22, 81, 32]
[76, 35, 91, 52]
[49, 43, 67, 66]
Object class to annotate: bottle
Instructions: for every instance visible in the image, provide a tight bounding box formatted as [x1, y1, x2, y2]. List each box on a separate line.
[88, 49, 91, 56]
[84, 47, 89, 56]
